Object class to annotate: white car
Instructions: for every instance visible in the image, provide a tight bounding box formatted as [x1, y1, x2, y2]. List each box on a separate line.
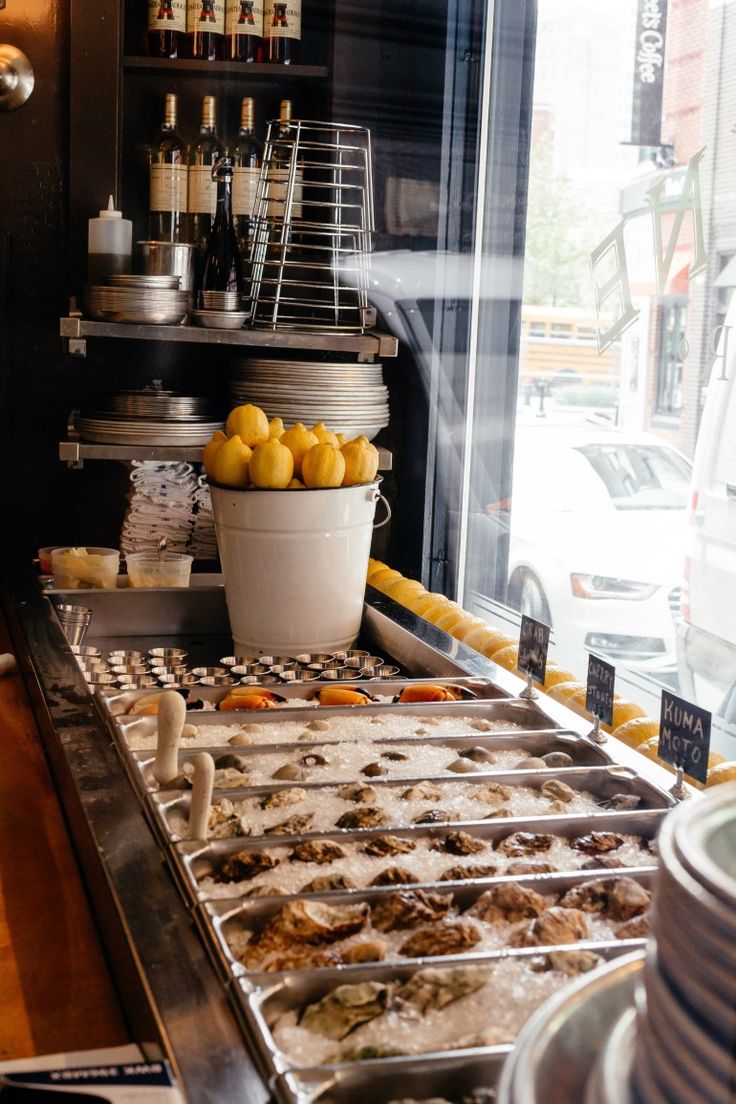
[493, 426, 692, 678]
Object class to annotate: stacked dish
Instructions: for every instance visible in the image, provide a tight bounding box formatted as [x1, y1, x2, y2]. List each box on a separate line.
[229, 358, 389, 440]
[630, 782, 736, 1104]
[83, 283, 190, 325]
[74, 391, 223, 447]
[105, 390, 220, 421]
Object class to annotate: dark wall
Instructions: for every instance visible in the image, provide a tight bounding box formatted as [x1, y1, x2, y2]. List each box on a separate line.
[0, 0, 75, 565]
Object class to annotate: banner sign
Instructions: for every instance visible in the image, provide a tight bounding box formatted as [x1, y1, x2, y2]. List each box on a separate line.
[630, 0, 668, 146]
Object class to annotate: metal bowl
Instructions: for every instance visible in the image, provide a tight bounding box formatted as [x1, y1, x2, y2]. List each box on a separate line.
[191, 308, 247, 330]
[295, 652, 334, 665]
[346, 655, 383, 669]
[71, 645, 101, 657]
[370, 664, 401, 678]
[199, 675, 236, 686]
[150, 665, 189, 677]
[201, 290, 241, 311]
[320, 668, 359, 681]
[159, 673, 198, 686]
[117, 675, 158, 688]
[239, 674, 281, 686]
[148, 648, 188, 662]
[192, 666, 227, 678]
[105, 274, 181, 290]
[110, 650, 146, 662]
[220, 656, 261, 669]
[278, 669, 319, 682]
[346, 649, 371, 658]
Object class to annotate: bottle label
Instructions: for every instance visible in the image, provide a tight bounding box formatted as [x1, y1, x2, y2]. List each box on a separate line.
[233, 166, 260, 216]
[188, 164, 218, 214]
[266, 166, 303, 218]
[226, 0, 264, 36]
[150, 164, 188, 212]
[264, 1, 301, 39]
[149, 0, 187, 32]
[187, 0, 225, 34]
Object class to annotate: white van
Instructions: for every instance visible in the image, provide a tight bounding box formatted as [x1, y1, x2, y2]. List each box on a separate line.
[677, 302, 736, 719]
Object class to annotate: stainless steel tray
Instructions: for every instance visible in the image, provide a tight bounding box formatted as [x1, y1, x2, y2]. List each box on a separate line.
[233, 943, 643, 1078]
[151, 766, 673, 846]
[128, 730, 613, 796]
[97, 676, 513, 717]
[110, 700, 569, 759]
[273, 1048, 510, 1104]
[171, 809, 665, 904]
[198, 866, 654, 985]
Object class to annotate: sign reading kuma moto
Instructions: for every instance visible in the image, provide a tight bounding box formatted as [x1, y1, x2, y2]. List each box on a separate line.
[631, 0, 668, 146]
[658, 689, 712, 785]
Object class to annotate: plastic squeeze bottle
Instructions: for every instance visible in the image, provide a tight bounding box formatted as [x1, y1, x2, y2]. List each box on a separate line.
[87, 195, 132, 284]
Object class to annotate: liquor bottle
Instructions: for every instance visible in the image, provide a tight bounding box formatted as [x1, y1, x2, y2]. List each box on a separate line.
[188, 96, 226, 250]
[201, 156, 243, 294]
[225, 0, 264, 62]
[187, 0, 225, 61]
[267, 99, 303, 220]
[149, 93, 188, 242]
[148, 0, 186, 57]
[264, 1, 301, 64]
[232, 97, 262, 251]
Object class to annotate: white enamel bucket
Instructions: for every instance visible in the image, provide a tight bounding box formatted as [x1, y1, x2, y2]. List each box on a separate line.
[210, 480, 390, 654]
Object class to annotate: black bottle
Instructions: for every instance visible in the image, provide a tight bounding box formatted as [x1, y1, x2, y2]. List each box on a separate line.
[201, 156, 243, 294]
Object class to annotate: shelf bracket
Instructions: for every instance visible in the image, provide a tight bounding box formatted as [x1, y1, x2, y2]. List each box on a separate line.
[67, 338, 87, 357]
[59, 440, 84, 469]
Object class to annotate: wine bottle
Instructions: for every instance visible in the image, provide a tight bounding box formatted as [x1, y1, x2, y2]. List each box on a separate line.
[187, 0, 225, 61]
[267, 99, 303, 220]
[149, 93, 188, 242]
[188, 96, 226, 250]
[148, 0, 186, 57]
[225, 0, 264, 62]
[232, 97, 262, 251]
[264, 1, 301, 64]
[201, 157, 243, 295]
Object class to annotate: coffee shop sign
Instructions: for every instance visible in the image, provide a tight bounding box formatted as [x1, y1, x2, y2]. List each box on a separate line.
[636, 0, 665, 84]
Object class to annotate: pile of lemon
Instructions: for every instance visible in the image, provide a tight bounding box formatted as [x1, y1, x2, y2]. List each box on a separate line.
[204, 404, 380, 490]
[367, 558, 736, 789]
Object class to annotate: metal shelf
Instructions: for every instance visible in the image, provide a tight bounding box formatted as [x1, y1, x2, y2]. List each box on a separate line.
[59, 438, 393, 470]
[123, 55, 329, 80]
[60, 316, 398, 360]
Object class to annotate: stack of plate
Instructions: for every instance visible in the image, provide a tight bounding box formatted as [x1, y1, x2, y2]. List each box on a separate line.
[229, 358, 389, 440]
[84, 284, 190, 325]
[75, 389, 223, 447]
[629, 783, 736, 1104]
[75, 411, 222, 447]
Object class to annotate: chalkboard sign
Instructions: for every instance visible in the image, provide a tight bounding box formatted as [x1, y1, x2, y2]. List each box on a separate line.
[586, 655, 615, 727]
[658, 689, 712, 785]
[518, 615, 550, 685]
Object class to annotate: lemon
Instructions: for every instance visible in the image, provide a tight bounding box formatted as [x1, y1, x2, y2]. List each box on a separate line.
[249, 438, 294, 489]
[405, 591, 443, 615]
[341, 435, 380, 486]
[382, 577, 425, 604]
[548, 680, 588, 702]
[543, 665, 577, 691]
[460, 625, 505, 653]
[424, 599, 460, 625]
[434, 607, 467, 634]
[637, 736, 665, 765]
[450, 617, 486, 642]
[280, 423, 319, 477]
[202, 430, 226, 479]
[601, 699, 648, 735]
[612, 717, 659, 749]
[706, 761, 736, 787]
[310, 422, 340, 448]
[287, 477, 305, 489]
[269, 416, 285, 439]
[211, 435, 252, 488]
[336, 433, 347, 446]
[370, 567, 402, 589]
[418, 595, 453, 621]
[302, 443, 346, 488]
[479, 633, 516, 659]
[225, 403, 270, 448]
[367, 558, 386, 579]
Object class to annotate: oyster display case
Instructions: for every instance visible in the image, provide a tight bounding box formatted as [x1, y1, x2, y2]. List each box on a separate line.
[6, 575, 680, 1103]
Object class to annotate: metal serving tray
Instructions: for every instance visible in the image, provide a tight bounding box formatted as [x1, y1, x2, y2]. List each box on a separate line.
[110, 700, 566, 758]
[128, 730, 614, 796]
[198, 866, 655, 985]
[273, 1050, 509, 1104]
[151, 765, 673, 847]
[232, 943, 643, 1078]
[171, 809, 664, 905]
[97, 677, 512, 718]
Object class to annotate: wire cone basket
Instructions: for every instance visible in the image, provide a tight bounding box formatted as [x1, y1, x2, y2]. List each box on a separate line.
[246, 120, 375, 333]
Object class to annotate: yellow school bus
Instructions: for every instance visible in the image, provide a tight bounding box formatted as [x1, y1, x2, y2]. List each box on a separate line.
[520, 305, 620, 386]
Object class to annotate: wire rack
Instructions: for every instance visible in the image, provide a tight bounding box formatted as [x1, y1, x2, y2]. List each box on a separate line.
[246, 120, 375, 333]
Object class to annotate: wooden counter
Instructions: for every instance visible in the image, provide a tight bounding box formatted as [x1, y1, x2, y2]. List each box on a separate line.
[0, 603, 128, 1062]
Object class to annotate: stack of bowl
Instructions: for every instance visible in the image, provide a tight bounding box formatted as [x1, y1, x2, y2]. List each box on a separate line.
[84, 275, 190, 325]
[192, 289, 247, 330]
[55, 603, 92, 646]
[630, 783, 736, 1104]
[74, 389, 223, 447]
[219, 650, 399, 683]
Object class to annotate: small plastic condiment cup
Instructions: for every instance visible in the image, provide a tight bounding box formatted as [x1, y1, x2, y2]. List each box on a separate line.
[52, 547, 120, 590]
[125, 552, 192, 589]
